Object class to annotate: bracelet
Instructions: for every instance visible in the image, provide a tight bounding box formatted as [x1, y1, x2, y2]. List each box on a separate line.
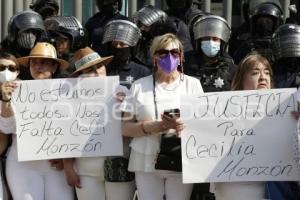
[141, 121, 151, 135]
[2, 98, 11, 103]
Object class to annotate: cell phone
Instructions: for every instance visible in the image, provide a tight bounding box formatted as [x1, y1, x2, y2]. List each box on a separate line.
[163, 108, 180, 118]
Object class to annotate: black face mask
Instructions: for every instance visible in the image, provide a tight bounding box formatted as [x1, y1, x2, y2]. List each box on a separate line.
[255, 17, 274, 37]
[111, 47, 131, 69]
[102, 3, 118, 17]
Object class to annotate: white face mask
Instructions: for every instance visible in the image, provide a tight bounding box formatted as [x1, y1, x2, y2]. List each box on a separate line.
[0, 69, 18, 82]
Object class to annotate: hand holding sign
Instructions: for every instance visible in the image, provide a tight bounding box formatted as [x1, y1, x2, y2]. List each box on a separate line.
[181, 88, 300, 183]
[12, 76, 123, 161]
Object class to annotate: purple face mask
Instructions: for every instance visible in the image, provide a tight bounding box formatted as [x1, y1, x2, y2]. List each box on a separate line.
[158, 54, 179, 73]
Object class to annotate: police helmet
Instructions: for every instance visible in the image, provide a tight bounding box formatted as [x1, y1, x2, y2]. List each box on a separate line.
[187, 9, 209, 30]
[8, 10, 45, 43]
[272, 24, 300, 60]
[133, 5, 167, 28]
[249, 1, 283, 34]
[249, 0, 282, 13]
[193, 15, 231, 43]
[44, 16, 87, 52]
[102, 20, 141, 47]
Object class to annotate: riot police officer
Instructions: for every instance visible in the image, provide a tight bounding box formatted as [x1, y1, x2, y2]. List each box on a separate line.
[186, 15, 235, 93]
[164, 0, 194, 54]
[233, 0, 283, 64]
[85, 0, 127, 56]
[44, 16, 88, 76]
[102, 19, 151, 88]
[102, 20, 150, 200]
[30, 0, 59, 20]
[1, 10, 45, 58]
[133, 5, 168, 68]
[272, 24, 300, 88]
[44, 16, 87, 62]
[266, 25, 300, 199]
[228, 0, 251, 57]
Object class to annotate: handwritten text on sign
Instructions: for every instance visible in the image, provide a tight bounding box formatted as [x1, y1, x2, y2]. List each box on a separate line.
[181, 88, 300, 183]
[12, 77, 122, 161]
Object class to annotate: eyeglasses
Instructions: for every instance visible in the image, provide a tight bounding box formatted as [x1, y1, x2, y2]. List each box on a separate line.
[155, 49, 181, 58]
[0, 64, 19, 72]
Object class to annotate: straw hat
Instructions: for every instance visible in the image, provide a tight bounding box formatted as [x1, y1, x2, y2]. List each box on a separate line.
[71, 47, 113, 76]
[17, 42, 69, 70]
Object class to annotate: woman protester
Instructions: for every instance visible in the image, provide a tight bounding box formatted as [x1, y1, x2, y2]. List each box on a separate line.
[0, 42, 73, 200]
[63, 46, 114, 200]
[0, 52, 19, 200]
[214, 52, 273, 200]
[121, 33, 203, 200]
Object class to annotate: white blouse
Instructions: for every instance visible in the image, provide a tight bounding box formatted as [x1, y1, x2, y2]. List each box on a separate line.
[121, 74, 203, 172]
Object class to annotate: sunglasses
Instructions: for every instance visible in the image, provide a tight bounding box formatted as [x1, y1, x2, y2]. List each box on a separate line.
[155, 49, 181, 58]
[0, 64, 19, 72]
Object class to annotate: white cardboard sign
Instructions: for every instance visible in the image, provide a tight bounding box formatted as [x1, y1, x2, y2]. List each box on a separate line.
[12, 76, 123, 161]
[181, 88, 300, 183]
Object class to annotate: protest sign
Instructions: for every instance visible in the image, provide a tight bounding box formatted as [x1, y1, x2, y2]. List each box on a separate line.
[12, 76, 123, 161]
[181, 88, 300, 183]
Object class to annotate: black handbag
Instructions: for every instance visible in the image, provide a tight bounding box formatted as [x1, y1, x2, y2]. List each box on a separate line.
[152, 76, 182, 172]
[104, 157, 135, 182]
[155, 134, 182, 172]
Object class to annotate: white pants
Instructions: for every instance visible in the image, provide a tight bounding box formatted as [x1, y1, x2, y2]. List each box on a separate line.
[6, 159, 73, 200]
[75, 175, 135, 200]
[76, 175, 105, 200]
[105, 180, 136, 200]
[214, 182, 265, 200]
[135, 171, 193, 200]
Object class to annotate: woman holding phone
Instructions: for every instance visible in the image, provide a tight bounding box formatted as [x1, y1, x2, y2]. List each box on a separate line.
[121, 33, 203, 200]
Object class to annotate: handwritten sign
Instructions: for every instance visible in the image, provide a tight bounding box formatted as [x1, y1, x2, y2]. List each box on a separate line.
[181, 88, 300, 183]
[12, 77, 123, 161]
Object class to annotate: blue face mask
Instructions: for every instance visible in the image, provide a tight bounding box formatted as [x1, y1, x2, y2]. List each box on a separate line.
[201, 40, 221, 57]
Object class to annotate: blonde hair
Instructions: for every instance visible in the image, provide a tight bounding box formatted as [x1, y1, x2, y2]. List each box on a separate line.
[231, 52, 273, 90]
[150, 33, 183, 59]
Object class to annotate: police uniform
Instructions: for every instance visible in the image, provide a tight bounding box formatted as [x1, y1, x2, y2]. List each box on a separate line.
[85, 0, 127, 57]
[187, 14, 233, 200]
[187, 15, 234, 92]
[44, 16, 88, 75]
[186, 53, 235, 92]
[265, 23, 300, 200]
[232, 1, 283, 64]
[133, 5, 167, 68]
[1, 10, 46, 80]
[272, 24, 300, 87]
[165, 0, 194, 53]
[102, 19, 151, 199]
